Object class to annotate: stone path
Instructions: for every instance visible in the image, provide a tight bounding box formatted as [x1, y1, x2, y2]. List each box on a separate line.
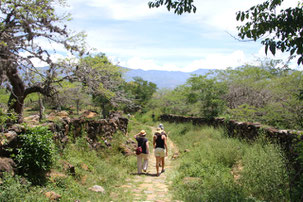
[119, 127, 180, 202]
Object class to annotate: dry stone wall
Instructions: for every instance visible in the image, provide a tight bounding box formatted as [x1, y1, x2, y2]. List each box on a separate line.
[0, 112, 128, 175]
[160, 114, 303, 162]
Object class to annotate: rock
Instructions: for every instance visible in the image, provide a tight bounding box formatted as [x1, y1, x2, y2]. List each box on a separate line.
[171, 152, 179, 159]
[184, 149, 190, 153]
[118, 143, 134, 156]
[88, 185, 105, 193]
[0, 131, 17, 146]
[8, 124, 25, 133]
[61, 136, 69, 144]
[61, 161, 76, 176]
[81, 175, 87, 185]
[0, 157, 16, 176]
[57, 111, 69, 117]
[23, 114, 40, 125]
[45, 191, 61, 200]
[80, 110, 98, 119]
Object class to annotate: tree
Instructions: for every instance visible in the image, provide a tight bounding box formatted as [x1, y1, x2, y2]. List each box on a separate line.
[148, 0, 196, 14]
[124, 76, 157, 112]
[185, 75, 227, 119]
[66, 53, 131, 118]
[0, 0, 85, 122]
[236, 0, 303, 65]
[49, 81, 90, 114]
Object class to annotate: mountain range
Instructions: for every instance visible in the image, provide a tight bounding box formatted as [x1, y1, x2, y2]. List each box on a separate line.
[123, 68, 212, 89]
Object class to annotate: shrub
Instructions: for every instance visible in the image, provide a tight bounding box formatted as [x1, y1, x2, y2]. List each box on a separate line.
[13, 126, 55, 184]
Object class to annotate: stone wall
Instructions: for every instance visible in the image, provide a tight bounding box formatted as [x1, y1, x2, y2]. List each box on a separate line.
[160, 114, 303, 161]
[0, 112, 128, 175]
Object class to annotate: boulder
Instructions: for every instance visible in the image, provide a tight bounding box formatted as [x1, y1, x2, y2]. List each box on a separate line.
[8, 124, 25, 133]
[88, 185, 105, 193]
[0, 131, 17, 146]
[0, 157, 16, 176]
[44, 191, 61, 201]
[23, 114, 40, 125]
[57, 111, 69, 117]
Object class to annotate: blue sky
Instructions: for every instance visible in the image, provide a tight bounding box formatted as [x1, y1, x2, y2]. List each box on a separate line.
[56, 0, 300, 72]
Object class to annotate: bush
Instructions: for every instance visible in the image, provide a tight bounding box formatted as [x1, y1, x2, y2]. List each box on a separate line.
[13, 126, 55, 184]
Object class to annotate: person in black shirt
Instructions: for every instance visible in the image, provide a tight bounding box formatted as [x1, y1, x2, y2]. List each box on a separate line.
[134, 130, 149, 174]
[153, 128, 168, 176]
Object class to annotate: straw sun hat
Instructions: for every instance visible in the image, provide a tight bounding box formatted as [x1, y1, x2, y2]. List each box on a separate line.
[139, 130, 146, 136]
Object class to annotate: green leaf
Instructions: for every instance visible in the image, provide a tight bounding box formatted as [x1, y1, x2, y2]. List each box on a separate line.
[269, 43, 276, 55]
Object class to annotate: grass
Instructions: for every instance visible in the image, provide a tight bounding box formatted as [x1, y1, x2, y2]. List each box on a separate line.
[164, 122, 290, 202]
[1, 130, 138, 201]
[0, 112, 160, 202]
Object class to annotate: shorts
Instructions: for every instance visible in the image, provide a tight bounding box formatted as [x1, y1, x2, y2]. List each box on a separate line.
[154, 147, 165, 157]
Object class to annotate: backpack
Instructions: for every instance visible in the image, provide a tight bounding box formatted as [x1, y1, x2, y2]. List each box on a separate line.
[136, 146, 142, 155]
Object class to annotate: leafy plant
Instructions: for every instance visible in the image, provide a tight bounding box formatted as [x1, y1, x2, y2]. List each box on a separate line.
[0, 172, 31, 201]
[13, 126, 55, 184]
[0, 108, 17, 131]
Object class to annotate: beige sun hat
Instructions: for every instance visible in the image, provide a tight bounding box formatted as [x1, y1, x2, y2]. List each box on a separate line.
[139, 130, 146, 136]
[156, 128, 162, 134]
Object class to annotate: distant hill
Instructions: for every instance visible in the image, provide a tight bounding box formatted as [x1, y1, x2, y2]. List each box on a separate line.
[123, 68, 212, 89]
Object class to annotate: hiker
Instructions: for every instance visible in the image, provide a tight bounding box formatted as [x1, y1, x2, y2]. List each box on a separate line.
[134, 130, 149, 174]
[153, 127, 168, 176]
[159, 123, 167, 137]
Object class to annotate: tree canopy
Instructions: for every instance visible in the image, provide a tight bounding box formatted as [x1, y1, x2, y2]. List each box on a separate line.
[0, 0, 85, 121]
[148, 0, 196, 14]
[236, 0, 303, 65]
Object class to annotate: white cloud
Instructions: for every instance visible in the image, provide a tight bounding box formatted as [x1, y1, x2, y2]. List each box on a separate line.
[121, 50, 248, 72]
[59, 0, 302, 73]
[121, 57, 179, 71]
[67, 0, 167, 20]
[185, 50, 247, 71]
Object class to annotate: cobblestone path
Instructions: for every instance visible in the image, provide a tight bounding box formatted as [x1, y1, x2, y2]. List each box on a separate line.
[119, 127, 180, 202]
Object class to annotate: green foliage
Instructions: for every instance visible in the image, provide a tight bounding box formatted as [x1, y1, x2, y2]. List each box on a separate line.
[0, 87, 9, 109]
[0, 172, 31, 201]
[166, 122, 290, 201]
[240, 141, 290, 201]
[291, 141, 303, 200]
[236, 0, 303, 65]
[227, 104, 258, 122]
[219, 65, 303, 129]
[0, 108, 16, 131]
[53, 134, 136, 201]
[185, 75, 227, 119]
[13, 126, 55, 184]
[124, 76, 157, 111]
[75, 53, 127, 118]
[147, 87, 195, 116]
[148, 0, 196, 15]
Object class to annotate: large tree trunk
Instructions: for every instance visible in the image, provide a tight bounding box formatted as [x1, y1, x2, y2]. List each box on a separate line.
[6, 67, 49, 123]
[7, 67, 25, 123]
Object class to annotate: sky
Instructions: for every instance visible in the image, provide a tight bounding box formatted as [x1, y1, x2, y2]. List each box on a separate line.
[54, 0, 300, 72]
